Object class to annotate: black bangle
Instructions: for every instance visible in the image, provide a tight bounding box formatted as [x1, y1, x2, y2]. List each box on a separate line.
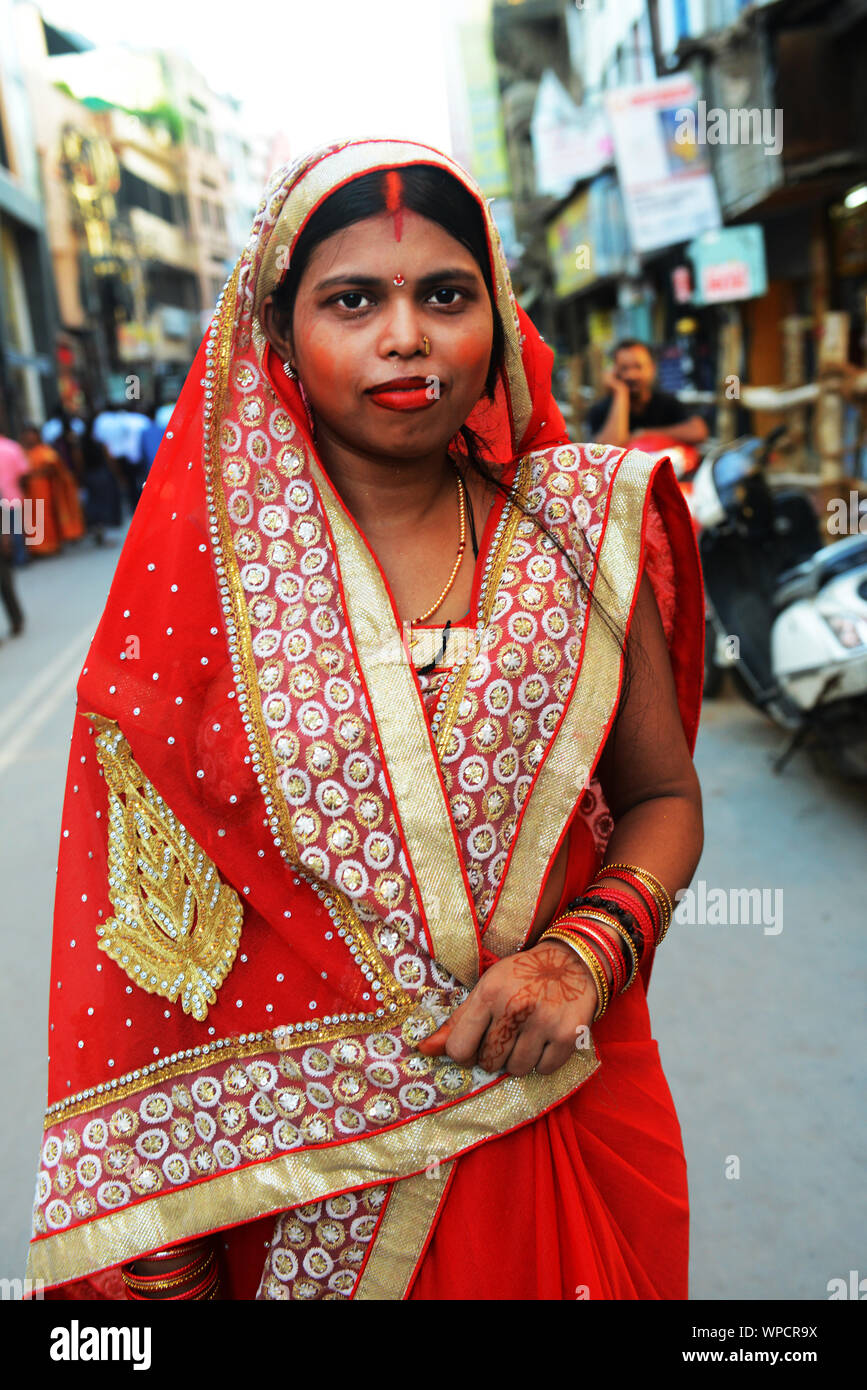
[558, 896, 632, 972]
[583, 895, 646, 958]
[562, 893, 645, 963]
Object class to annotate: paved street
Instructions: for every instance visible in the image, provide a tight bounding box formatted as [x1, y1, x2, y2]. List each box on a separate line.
[1, 529, 865, 1297]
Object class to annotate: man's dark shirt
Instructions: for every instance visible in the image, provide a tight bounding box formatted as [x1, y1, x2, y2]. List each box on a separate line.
[585, 388, 689, 438]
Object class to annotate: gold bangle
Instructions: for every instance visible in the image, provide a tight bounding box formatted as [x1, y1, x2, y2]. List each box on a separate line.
[541, 928, 610, 1020]
[548, 929, 610, 1020]
[184, 1266, 220, 1301]
[601, 862, 673, 916]
[589, 876, 670, 948]
[595, 864, 673, 941]
[547, 919, 620, 997]
[552, 909, 639, 992]
[582, 913, 640, 989]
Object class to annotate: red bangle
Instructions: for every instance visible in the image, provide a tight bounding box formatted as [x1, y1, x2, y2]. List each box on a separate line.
[556, 917, 627, 993]
[123, 1251, 217, 1300]
[126, 1262, 218, 1302]
[139, 1239, 211, 1262]
[548, 917, 625, 995]
[590, 872, 663, 944]
[175, 1263, 219, 1301]
[123, 1252, 210, 1286]
[573, 923, 627, 994]
[585, 886, 655, 951]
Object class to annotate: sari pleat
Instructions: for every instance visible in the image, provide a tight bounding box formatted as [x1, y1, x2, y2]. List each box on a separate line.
[408, 985, 689, 1300]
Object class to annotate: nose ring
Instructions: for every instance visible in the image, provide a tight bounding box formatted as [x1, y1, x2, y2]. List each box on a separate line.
[422, 336, 431, 356]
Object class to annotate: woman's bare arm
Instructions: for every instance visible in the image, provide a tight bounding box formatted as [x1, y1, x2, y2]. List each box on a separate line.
[594, 569, 703, 923]
[419, 568, 703, 1076]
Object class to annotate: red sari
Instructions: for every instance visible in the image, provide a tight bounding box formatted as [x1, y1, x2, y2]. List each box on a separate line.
[28, 138, 702, 1302]
[24, 444, 86, 553]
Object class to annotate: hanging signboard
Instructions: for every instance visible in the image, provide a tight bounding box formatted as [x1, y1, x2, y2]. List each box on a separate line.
[687, 224, 767, 304]
[604, 76, 721, 254]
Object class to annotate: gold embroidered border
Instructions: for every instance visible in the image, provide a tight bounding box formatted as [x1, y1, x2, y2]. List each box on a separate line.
[433, 453, 534, 756]
[310, 449, 481, 989]
[208, 262, 302, 870]
[206, 264, 406, 1025]
[352, 1161, 454, 1300]
[28, 1043, 599, 1288]
[43, 1001, 425, 1126]
[484, 449, 654, 959]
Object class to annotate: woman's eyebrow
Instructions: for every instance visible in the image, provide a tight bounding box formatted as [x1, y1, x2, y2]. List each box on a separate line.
[313, 267, 480, 292]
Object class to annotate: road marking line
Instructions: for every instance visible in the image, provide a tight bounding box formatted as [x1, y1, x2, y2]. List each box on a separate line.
[0, 622, 96, 773]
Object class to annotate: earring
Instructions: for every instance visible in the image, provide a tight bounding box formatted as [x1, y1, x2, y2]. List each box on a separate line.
[283, 359, 297, 380]
[296, 376, 317, 441]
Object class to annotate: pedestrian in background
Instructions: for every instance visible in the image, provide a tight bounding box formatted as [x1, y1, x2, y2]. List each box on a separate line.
[92, 403, 151, 513]
[74, 417, 123, 547]
[0, 430, 31, 569]
[0, 431, 27, 635]
[19, 423, 86, 555]
[139, 404, 169, 482]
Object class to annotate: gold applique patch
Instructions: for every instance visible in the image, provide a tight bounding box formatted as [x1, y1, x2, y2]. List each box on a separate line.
[84, 714, 243, 1021]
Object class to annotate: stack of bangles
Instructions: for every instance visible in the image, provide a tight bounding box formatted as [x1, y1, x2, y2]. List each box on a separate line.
[121, 1239, 219, 1301]
[540, 862, 673, 1023]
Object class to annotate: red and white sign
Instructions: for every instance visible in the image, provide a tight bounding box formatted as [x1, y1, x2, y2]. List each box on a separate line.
[701, 260, 750, 302]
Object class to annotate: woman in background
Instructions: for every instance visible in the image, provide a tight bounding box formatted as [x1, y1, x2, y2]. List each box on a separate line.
[20, 422, 86, 555]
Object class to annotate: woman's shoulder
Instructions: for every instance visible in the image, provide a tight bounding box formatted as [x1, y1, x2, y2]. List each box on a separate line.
[520, 439, 659, 503]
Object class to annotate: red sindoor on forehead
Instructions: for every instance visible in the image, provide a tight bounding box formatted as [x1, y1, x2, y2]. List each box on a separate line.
[383, 169, 404, 242]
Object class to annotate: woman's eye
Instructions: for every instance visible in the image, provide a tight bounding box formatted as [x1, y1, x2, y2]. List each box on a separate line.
[335, 291, 371, 311]
[428, 287, 463, 306]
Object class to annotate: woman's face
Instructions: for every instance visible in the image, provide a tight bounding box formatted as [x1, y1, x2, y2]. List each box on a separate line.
[261, 208, 495, 461]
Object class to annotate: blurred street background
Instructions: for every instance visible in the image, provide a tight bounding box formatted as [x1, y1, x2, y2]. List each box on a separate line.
[1, 0, 866, 1298]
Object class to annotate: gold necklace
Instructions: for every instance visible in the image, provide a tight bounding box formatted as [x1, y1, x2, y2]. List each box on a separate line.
[412, 462, 467, 624]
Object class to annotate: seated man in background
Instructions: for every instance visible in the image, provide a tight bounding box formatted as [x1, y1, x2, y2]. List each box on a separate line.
[586, 338, 709, 449]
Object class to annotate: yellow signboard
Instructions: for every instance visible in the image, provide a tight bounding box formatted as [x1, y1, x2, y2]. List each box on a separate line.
[547, 190, 595, 299]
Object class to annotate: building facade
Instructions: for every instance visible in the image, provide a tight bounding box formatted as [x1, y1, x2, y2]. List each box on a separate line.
[0, 0, 59, 434]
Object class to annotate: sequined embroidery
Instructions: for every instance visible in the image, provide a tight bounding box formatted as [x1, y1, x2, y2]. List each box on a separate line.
[84, 714, 244, 1022]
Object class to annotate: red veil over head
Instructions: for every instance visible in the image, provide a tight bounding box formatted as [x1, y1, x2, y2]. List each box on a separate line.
[29, 138, 703, 1301]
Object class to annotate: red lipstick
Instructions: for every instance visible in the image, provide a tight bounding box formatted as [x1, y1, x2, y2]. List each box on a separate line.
[366, 376, 441, 412]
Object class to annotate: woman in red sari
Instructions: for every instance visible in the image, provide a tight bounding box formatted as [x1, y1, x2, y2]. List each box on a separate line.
[20, 424, 86, 554]
[28, 138, 703, 1302]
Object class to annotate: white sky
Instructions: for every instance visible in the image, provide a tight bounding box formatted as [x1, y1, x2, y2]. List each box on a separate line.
[37, 0, 458, 156]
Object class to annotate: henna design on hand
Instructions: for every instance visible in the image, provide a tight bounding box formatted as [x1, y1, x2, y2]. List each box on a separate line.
[478, 1000, 534, 1073]
[509, 942, 592, 1004]
[476, 944, 592, 1072]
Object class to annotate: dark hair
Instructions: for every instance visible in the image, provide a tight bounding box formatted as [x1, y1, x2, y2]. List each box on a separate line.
[613, 338, 654, 360]
[269, 164, 637, 710]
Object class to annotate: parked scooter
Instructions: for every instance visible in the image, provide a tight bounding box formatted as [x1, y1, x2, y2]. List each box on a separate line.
[690, 426, 867, 778]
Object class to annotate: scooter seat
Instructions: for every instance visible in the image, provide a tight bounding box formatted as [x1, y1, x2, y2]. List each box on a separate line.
[774, 534, 867, 611]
